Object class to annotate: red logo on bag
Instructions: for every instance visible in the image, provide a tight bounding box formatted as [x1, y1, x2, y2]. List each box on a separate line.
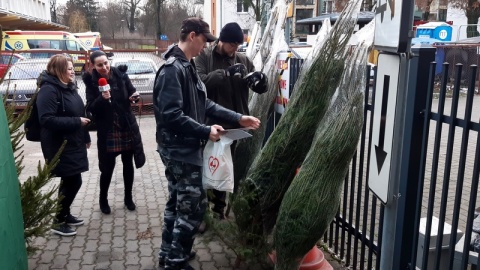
[208, 156, 219, 175]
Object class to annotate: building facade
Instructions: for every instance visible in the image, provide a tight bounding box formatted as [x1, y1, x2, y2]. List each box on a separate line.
[203, 0, 257, 40]
[0, 0, 65, 30]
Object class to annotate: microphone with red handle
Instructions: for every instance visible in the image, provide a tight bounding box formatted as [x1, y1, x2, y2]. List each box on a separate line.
[98, 78, 111, 103]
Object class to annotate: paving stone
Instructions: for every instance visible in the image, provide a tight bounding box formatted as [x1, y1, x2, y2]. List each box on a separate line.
[139, 256, 156, 269]
[50, 254, 68, 268]
[125, 252, 140, 265]
[39, 250, 55, 264]
[196, 248, 212, 262]
[139, 244, 153, 257]
[86, 229, 100, 240]
[207, 242, 224, 253]
[126, 220, 138, 230]
[200, 261, 218, 269]
[113, 226, 124, 236]
[45, 239, 60, 250]
[99, 232, 113, 244]
[71, 236, 87, 247]
[110, 261, 125, 269]
[64, 259, 82, 270]
[84, 239, 99, 252]
[69, 247, 84, 260]
[82, 251, 96, 265]
[126, 240, 139, 252]
[112, 236, 126, 248]
[111, 247, 126, 261]
[32, 264, 52, 270]
[27, 258, 39, 269]
[212, 253, 230, 267]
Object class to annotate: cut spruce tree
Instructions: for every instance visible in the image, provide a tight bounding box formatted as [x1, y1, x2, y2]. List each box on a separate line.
[4, 92, 62, 254]
[273, 43, 368, 270]
[233, 0, 363, 238]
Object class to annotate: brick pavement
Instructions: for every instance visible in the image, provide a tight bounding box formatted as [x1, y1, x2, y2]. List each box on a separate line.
[21, 114, 346, 270]
[23, 115, 248, 270]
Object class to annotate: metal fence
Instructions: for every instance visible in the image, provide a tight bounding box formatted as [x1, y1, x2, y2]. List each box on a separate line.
[323, 64, 383, 269]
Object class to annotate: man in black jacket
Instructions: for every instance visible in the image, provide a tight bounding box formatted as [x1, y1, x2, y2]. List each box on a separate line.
[195, 22, 268, 219]
[153, 17, 260, 270]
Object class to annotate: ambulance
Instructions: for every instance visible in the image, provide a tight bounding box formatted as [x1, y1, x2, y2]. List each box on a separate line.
[1, 31, 88, 74]
[74, 32, 114, 57]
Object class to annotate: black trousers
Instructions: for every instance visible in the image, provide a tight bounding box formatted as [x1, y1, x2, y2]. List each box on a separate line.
[57, 173, 83, 222]
[99, 150, 134, 201]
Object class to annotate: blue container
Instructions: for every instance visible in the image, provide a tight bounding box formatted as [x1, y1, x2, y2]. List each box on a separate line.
[416, 24, 452, 41]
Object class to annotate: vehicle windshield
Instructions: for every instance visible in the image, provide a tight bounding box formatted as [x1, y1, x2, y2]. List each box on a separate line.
[7, 63, 45, 80]
[114, 61, 155, 75]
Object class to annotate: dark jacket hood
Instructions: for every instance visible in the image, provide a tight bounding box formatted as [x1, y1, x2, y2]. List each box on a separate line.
[37, 70, 76, 90]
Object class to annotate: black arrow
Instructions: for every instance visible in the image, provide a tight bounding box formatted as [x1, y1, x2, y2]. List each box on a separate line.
[375, 75, 390, 174]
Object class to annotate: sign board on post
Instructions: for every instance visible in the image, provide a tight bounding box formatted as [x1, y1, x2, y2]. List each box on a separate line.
[368, 53, 400, 204]
[374, 0, 414, 52]
[275, 51, 291, 114]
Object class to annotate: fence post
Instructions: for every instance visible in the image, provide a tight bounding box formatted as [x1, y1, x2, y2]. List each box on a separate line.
[380, 46, 436, 270]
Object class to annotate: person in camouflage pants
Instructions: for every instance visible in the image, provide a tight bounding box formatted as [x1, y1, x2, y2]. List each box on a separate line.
[158, 156, 207, 266]
[153, 17, 261, 270]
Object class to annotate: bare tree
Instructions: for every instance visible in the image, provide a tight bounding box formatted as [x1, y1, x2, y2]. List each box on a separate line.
[450, 0, 480, 37]
[68, 10, 89, 32]
[138, 0, 156, 36]
[99, 1, 124, 39]
[50, 0, 58, 23]
[122, 0, 142, 33]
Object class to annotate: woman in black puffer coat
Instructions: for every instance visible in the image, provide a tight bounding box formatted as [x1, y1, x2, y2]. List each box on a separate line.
[37, 54, 91, 237]
[83, 50, 145, 215]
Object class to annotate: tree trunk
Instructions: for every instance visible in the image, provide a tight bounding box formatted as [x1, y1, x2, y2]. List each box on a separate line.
[466, 10, 480, 37]
[156, 0, 162, 39]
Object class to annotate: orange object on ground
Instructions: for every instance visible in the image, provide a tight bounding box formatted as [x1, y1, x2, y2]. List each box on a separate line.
[269, 246, 334, 270]
[299, 246, 333, 270]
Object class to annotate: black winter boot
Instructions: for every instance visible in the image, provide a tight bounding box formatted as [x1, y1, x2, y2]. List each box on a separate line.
[99, 192, 111, 214]
[124, 193, 136, 211]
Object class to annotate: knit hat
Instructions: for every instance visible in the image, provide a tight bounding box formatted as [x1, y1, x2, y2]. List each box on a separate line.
[219, 22, 244, 44]
[181, 17, 217, 42]
[89, 50, 106, 63]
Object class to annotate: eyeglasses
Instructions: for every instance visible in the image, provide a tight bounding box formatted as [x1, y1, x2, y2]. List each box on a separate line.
[227, 43, 241, 49]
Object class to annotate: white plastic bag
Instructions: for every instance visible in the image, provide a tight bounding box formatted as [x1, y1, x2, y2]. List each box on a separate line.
[202, 136, 234, 193]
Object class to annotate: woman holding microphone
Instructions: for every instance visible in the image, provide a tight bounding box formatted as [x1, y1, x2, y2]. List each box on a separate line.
[83, 51, 145, 215]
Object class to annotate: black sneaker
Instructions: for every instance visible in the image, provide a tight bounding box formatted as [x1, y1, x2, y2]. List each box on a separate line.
[65, 214, 84, 226]
[51, 223, 77, 236]
[159, 251, 196, 267]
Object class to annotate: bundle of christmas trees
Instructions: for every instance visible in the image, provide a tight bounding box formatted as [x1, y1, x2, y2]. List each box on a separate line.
[231, 0, 368, 267]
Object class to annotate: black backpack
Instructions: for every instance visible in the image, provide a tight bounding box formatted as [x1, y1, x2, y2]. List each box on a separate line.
[24, 86, 64, 142]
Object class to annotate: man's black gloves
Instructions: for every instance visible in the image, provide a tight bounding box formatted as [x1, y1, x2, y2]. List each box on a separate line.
[225, 63, 247, 77]
[244, 71, 268, 94]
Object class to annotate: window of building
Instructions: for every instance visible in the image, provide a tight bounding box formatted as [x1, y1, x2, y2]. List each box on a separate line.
[323, 0, 333, 13]
[296, 0, 314, 5]
[237, 0, 248, 12]
[295, 9, 313, 35]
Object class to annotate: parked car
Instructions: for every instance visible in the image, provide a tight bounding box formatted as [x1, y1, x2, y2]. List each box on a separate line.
[110, 57, 158, 104]
[0, 58, 49, 107]
[237, 42, 248, 53]
[0, 52, 24, 79]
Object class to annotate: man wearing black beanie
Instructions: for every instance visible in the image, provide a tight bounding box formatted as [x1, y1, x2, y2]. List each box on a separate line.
[195, 22, 268, 222]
